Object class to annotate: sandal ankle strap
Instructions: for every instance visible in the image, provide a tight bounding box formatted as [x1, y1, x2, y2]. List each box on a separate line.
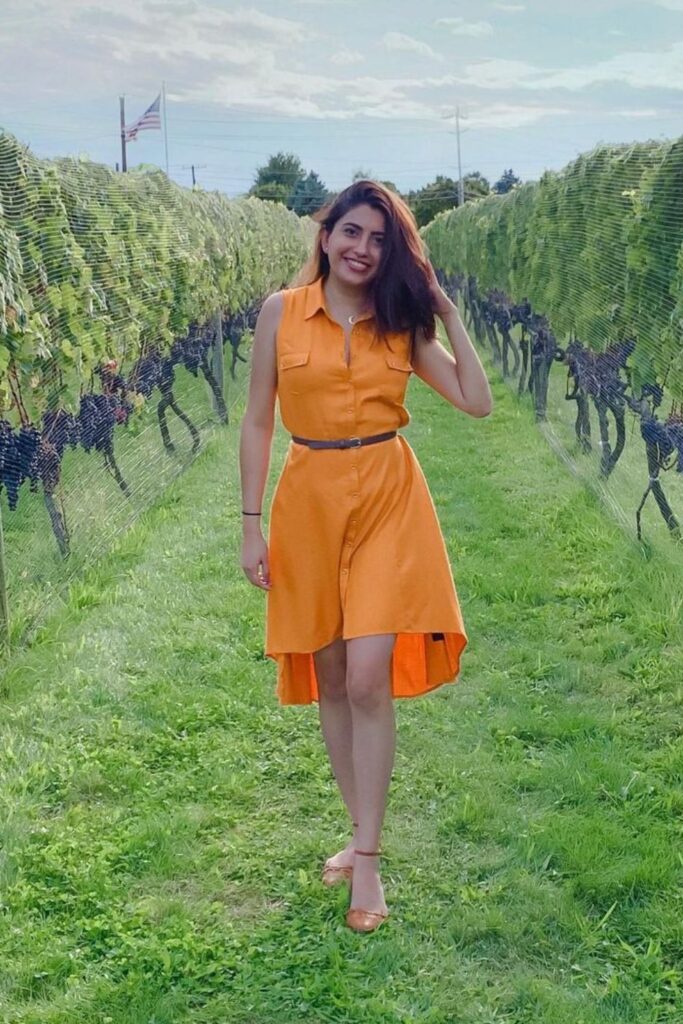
[354, 848, 381, 856]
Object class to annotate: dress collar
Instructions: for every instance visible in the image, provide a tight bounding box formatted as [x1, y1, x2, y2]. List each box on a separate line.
[303, 275, 374, 323]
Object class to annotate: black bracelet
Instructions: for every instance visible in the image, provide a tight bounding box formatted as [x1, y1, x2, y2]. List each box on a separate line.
[242, 511, 262, 516]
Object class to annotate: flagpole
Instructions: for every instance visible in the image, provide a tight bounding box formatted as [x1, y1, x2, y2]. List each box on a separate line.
[119, 95, 127, 172]
[162, 81, 169, 177]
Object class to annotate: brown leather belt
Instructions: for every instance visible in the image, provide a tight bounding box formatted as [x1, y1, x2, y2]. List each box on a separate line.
[291, 430, 397, 450]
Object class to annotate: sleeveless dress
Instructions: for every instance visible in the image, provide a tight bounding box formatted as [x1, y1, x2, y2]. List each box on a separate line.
[265, 276, 468, 705]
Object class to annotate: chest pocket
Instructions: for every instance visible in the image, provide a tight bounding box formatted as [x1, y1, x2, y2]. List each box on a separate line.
[278, 351, 312, 395]
[383, 352, 413, 402]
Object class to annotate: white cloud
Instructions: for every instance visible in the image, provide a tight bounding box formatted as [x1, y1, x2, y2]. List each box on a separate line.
[447, 102, 572, 129]
[612, 108, 662, 117]
[3, 0, 680, 135]
[450, 43, 683, 92]
[381, 31, 443, 60]
[330, 48, 364, 66]
[454, 59, 540, 89]
[527, 42, 683, 90]
[435, 17, 494, 37]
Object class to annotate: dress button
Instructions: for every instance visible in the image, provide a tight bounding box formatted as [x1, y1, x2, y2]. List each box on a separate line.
[341, 568, 348, 575]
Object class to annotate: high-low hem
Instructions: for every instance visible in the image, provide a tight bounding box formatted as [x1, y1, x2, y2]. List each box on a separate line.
[268, 628, 468, 706]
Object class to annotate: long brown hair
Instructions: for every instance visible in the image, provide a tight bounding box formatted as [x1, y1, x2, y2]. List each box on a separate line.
[291, 179, 436, 347]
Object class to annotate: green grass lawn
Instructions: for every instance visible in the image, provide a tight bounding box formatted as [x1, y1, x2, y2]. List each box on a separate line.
[1, 342, 681, 1023]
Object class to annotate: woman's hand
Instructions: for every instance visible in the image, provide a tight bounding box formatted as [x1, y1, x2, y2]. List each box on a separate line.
[425, 260, 457, 319]
[241, 530, 272, 590]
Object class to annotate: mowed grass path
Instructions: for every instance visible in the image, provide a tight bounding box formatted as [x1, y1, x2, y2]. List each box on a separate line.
[1, 352, 682, 1024]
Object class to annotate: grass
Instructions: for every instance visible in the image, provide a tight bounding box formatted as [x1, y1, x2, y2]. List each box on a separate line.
[0, 361, 236, 647]
[0, 339, 682, 1023]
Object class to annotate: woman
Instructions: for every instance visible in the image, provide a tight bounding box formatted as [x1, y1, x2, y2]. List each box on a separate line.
[239, 180, 492, 933]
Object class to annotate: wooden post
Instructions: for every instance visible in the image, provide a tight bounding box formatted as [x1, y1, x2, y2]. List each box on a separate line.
[211, 310, 225, 420]
[0, 501, 10, 654]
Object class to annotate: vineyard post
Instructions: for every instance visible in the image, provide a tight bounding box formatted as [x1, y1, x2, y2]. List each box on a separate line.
[211, 310, 225, 419]
[0, 503, 9, 653]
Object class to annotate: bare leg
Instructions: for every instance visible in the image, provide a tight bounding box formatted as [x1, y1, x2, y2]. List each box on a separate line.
[314, 636, 357, 867]
[346, 633, 396, 915]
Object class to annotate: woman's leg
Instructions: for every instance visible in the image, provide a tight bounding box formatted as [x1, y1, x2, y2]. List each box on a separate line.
[313, 636, 357, 865]
[346, 633, 396, 914]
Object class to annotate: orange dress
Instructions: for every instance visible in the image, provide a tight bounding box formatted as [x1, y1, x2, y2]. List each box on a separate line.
[265, 276, 468, 705]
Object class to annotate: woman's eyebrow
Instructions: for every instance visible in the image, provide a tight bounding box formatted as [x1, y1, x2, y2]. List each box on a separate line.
[342, 220, 384, 236]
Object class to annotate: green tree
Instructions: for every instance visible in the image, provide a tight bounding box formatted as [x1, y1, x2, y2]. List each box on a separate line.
[493, 168, 522, 194]
[351, 167, 399, 193]
[406, 173, 491, 227]
[290, 171, 330, 216]
[406, 175, 459, 228]
[249, 152, 306, 206]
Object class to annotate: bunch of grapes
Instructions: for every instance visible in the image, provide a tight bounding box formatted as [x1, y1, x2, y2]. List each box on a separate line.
[641, 382, 664, 409]
[0, 423, 41, 510]
[509, 299, 533, 328]
[77, 393, 117, 454]
[171, 323, 212, 378]
[640, 414, 676, 462]
[129, 350, 163, 398]
[159, 357, 175, 392]
[42, 408, 80, 456]
[664, 409, 683, 472]
[565, 338, 634, 404]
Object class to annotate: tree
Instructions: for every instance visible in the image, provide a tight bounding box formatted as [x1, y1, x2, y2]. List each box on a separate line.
[249, 152, 306, 206]
[351, 167, 399, 193]
[406, 172, 492, 227]
[493, 168, 522, 194]
[463, 171, 491, 200]
[406, 175, 460, 228]
[290, 171, 330, 216]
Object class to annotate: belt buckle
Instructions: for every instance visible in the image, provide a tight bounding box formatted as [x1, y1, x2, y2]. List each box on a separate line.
[347, 436, 362, 448]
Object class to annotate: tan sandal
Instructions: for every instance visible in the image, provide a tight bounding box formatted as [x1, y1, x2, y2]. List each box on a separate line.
[321, 821, 358, 887]
[345, 849, 390, 932]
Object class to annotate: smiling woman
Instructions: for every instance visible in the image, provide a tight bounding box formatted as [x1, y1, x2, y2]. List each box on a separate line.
[238, 178, 492, 932]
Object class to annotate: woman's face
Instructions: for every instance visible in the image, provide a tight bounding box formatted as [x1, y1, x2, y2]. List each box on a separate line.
[322, 203, 386, 288]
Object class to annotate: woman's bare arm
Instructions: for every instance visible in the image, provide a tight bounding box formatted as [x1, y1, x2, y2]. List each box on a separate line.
[412, 262, 493, 418]
[239, 291, 282, 588]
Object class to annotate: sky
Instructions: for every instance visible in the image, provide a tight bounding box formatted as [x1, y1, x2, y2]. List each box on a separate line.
[2, 0, 683, 197]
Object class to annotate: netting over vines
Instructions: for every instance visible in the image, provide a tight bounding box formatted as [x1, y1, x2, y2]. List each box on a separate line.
[423, 139, 683, 557]
[0, 131, 312, 649]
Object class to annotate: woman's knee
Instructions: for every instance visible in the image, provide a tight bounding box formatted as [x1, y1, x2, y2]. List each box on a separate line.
[345, 635, 396, 707]
[313, 636, 348, 699]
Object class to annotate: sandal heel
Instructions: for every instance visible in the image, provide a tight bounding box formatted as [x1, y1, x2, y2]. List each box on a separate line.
[345, 849, 389, 932]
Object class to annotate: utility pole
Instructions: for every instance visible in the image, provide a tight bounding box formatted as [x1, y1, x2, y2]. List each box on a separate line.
[119, 96, 127, 172]
[181, 164, 207, 188]
[455, 105, 464, 207]
[443, 106, 468, 207]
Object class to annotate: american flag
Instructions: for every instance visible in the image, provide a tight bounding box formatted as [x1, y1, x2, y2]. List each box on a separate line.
[124, 93, 161, 142]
